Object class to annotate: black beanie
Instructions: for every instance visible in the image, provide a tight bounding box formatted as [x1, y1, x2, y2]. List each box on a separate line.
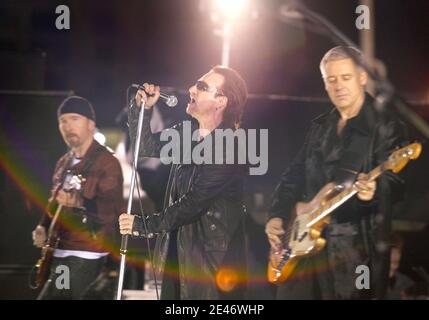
[57, 96, 96, 122]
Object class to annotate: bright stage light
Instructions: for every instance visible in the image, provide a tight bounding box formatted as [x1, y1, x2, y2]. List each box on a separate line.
[200, 0, 257, 66]
[214, 0, 247, 19]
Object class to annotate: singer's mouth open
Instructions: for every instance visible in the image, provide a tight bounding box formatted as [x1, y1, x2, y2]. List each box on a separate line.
[190, 98, 196, 104]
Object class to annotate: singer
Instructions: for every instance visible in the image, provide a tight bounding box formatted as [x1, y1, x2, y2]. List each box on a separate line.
[119, 65, 249, 299]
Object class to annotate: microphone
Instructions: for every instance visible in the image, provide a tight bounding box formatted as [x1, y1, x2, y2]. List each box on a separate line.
[131, 84, 178, 107]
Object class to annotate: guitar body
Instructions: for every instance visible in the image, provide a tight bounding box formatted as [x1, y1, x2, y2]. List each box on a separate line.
[268, 183, 339, 283]
[30, 203, 63, 290]
[34, 237, 59, 288]
[267, 142, 422, 284]
[30, 167, 88, 289]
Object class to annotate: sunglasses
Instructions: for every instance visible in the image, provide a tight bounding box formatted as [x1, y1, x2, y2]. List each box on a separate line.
[195, 80, 224, 96]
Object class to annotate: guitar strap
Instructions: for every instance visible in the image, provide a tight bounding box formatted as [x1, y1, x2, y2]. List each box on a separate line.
[70, 144, 103, 178]
[46, 153, 75, 215]
[51, 144, 103, 205]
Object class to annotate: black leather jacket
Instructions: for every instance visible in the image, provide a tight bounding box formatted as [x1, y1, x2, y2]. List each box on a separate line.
[269, 95, 408, 298]
[128, 106, 247, 299]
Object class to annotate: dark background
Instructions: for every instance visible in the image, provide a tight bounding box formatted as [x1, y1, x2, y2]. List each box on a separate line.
[0, 0, 428, 299]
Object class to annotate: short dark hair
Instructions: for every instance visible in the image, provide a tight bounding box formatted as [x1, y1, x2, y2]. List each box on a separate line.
[212, 65, 248, 129]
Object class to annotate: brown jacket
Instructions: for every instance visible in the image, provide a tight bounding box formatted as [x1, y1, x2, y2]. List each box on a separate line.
[40, 140, 124, 253]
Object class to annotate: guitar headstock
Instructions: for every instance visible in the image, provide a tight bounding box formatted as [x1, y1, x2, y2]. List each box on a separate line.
[386, 142, 422, 173]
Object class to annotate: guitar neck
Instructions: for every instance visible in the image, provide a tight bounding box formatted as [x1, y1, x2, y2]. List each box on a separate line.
[307, 163, 386, 227]
[47, 204, 63, 238]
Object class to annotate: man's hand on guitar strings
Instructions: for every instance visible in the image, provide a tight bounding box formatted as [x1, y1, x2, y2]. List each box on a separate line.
[355, 173, 377, 201]
[265, 217, 285, 251]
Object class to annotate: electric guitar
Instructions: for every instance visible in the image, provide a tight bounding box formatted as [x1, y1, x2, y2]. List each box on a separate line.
[267, 142, 422, 284]
[30, 172, 85, 289]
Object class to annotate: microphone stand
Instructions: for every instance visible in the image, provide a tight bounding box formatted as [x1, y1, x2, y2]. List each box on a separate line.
[116, 100, 146, 300]
[278, 0, 429, 139]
